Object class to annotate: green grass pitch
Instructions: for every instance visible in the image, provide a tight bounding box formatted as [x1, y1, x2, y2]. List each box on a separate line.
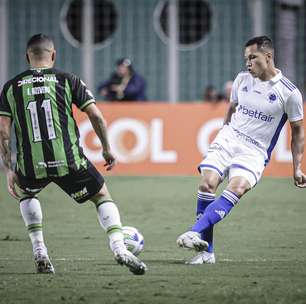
[0, 174, 306, 304]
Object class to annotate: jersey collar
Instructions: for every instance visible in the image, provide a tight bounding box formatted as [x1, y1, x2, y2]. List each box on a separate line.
[269, 69, 282, 84]
[30, 67, 52, 71]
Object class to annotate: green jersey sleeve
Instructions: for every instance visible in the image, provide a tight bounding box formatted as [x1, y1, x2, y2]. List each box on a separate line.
[70, 75, 95, 111]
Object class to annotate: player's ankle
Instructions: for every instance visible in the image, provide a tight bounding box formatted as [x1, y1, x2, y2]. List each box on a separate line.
[111, 240, 126, 254]
[33, 242, 47, 255]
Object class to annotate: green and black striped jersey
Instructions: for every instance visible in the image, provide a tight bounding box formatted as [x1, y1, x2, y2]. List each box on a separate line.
[0, 68, 95, 179]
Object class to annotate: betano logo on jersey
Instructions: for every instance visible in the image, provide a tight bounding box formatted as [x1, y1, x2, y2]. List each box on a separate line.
[237, 105, 275, 122]
[18, 75, 58, 87]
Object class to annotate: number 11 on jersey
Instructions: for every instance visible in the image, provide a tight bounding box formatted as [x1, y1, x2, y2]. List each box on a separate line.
[27, 99, 56, 142]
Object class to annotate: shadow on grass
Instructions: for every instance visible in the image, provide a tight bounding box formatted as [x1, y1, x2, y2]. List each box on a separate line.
[140, 259, 185, 265]
[0, 272, 37, 275]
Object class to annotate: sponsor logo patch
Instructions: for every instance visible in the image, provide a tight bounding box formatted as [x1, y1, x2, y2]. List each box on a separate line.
[237, 105, 275, 122]
[18, 76, 58, 87]
[71, 187, 88, 200]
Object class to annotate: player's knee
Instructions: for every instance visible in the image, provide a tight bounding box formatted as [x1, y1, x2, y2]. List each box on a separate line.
[199, 179, 218, 193]
[90, 184, 112, 205]
[227, 176, 251, 197]
[227, 184, 250, 198]
[199, 171, 220, 193]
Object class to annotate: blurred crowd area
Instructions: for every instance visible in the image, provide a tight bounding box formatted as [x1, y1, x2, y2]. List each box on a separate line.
[0, 0, 305, 102]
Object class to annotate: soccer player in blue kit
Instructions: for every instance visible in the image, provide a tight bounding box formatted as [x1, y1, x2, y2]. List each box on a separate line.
[177, 36, 306, 264]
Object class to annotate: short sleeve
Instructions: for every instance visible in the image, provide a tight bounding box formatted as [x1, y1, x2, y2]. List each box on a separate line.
[284, 89, 303, 122]
[0, 84, 12, 117]
[70, 75, 96, 111]
[230, 73, 242, 104]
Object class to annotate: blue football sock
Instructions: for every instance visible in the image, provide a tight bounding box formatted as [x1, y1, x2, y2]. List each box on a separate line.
[196, 191, 215, 253]
[192, 190, 240, 234]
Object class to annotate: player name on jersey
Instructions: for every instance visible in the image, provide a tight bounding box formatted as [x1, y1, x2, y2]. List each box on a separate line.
[27, 86, 51, 95]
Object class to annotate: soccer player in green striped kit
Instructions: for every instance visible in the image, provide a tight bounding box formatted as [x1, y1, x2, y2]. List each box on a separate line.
[0, 34, 147, 275]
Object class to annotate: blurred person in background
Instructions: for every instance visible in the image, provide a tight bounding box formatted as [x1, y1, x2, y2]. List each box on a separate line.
[0, 34, 147, 275]
[218, 80, 233, 102]
[203, 85, 219, 103]
[177, 36, 306, 265]
[97, 58, 147, 102]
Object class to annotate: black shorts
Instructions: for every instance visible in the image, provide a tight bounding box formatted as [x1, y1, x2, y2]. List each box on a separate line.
[17, 161, 104, 204]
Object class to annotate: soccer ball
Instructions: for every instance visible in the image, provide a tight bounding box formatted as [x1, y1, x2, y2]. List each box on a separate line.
[122, 226, 144, 256]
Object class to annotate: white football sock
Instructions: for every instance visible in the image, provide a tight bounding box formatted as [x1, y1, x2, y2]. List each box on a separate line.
[96, 201, 125, 252]
[20, 198, 47, 254]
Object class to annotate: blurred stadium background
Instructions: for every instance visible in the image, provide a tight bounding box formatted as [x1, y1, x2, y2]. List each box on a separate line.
[0, 0, 305, 101]
[1, 2, 306, 303]
[0, 0, 306, 175]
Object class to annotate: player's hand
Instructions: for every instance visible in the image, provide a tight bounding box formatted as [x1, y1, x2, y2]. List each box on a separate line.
[100, 89, 108, 97]
[6, 170, 21, 199]
[294, 169, 306, 188]
[111, 85, 124, 94]
[110, 85, 120, 92]
[102, 150, 116, 171]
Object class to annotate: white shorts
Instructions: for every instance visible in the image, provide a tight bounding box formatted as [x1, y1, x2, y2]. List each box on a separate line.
[198, 126, 265, 187]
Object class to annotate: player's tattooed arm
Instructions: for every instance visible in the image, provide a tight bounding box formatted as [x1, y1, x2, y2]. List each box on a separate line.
[0, 116, 20, 199]
[84, 103, 116, 170]
[0, 116, 13, 171]
[85, 105, 110, 151]
[223, 103, 237, 126]
[290, 119, 306, 188]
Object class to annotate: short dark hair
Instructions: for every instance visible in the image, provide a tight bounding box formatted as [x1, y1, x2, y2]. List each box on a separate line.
[244, 36, 274, 52]
[26, 33, 54, 58]
[116, 57, 132, 67]
[116, 57, 134, 73]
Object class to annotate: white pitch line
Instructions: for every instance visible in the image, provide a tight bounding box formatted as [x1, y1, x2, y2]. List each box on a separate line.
[0, 257, 304, 262]
[0, 258, 100, 261]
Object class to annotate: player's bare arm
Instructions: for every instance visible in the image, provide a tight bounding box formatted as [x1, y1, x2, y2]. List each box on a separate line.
[0, 116, 12, 170]
[223, 102, 237, 125]
[0, 116, 20, 199]
[290, 119, 306, 188]
[84, 103, 116, 171]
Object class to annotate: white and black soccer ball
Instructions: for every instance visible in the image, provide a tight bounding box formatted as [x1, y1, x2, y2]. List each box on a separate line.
[122, 226, 144, 256]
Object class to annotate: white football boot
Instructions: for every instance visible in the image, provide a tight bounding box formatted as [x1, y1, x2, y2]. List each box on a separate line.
[114, 249, 147, 275]
[112, 240, 147, 275]
[186, 251, 216, 265]
[176, 231, 208, 251]
[34, 249, 55, 274]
